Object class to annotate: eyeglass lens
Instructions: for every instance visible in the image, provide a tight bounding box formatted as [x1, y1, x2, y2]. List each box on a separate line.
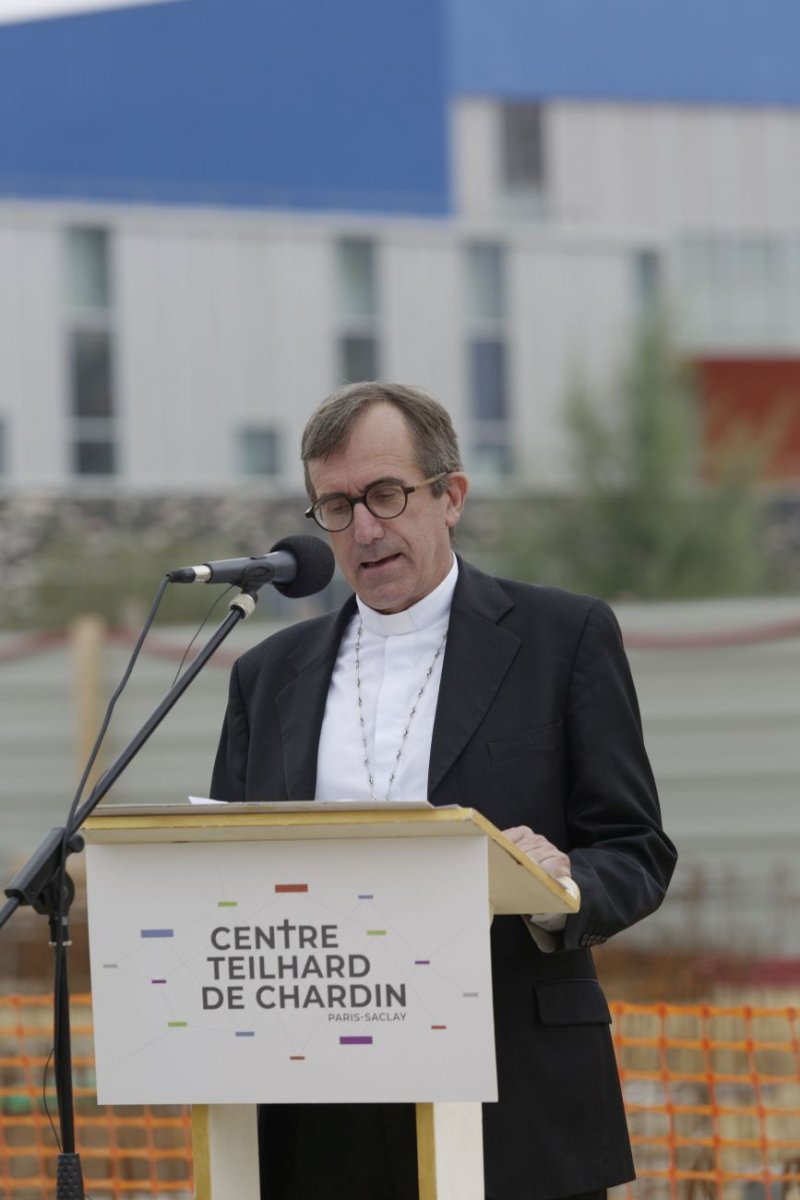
[316, 483, 407, 530]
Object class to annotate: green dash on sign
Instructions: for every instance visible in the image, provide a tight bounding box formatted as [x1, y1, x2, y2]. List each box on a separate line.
[366, 930, 387, 936]
[167, 1022, 188, 1028]
[217, 901, 238, 908]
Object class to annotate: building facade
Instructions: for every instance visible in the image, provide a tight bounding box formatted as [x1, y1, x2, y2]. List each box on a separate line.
[1, 0, 800, 492]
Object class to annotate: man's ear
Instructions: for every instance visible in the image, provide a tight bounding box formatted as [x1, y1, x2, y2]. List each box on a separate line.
[444, 472, 469, 528]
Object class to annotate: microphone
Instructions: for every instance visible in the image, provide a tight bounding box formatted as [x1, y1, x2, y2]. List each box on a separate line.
[167, 535, 335, 598]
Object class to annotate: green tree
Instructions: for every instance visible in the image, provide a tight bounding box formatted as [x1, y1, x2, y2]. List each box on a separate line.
[500, 317, 770, 600]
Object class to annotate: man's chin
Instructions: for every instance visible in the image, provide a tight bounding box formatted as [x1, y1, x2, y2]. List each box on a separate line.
[354, 562, 413, 614]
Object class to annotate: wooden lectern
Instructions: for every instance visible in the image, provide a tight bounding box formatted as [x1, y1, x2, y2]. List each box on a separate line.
[82, 804, 579, 1200]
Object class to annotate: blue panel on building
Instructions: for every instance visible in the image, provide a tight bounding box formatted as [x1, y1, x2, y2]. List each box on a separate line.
[0, 0, 449, 213]
[450, 0, 800, 106]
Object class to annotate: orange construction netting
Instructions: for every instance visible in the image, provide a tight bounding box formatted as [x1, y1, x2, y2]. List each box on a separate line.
[1, 995, 798, 1199]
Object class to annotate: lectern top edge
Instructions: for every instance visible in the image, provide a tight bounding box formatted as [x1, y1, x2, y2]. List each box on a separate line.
[81, 803, 580, 915]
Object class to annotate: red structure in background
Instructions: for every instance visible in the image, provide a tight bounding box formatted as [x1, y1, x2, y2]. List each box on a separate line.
[696, 357, 800, 481]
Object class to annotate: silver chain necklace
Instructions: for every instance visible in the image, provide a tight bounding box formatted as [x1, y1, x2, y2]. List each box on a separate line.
[354, 619, 447, 802]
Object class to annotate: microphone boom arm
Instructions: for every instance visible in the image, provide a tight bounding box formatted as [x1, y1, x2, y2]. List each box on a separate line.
[0, 586, 260, 1200]
[2, 589, 259, 928]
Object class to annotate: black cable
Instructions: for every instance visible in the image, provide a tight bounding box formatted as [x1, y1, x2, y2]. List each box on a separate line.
[62, 574, 172, 847]
[169, 585, 234, 687]
[42, 1045, 61, 1151]
[43, 1050, 97, 1200]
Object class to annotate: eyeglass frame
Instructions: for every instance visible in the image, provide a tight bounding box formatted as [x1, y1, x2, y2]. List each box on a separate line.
[304, 472, 451, 532]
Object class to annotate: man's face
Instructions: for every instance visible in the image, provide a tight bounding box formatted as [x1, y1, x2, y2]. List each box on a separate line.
[307, 403, 468, 613]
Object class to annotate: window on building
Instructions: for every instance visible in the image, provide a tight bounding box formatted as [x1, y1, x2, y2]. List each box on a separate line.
[466, 243, 506, 324]
[73, 435, 116, 476]
[338, 238, 377, 320]
[679, 234, 792, 348]
[464, 243, 512, 477]
[70, 330, 114, 418]
[66, 227, 111, 311]
[336, 237, 380, 382]
[470, 339, 508, 421]
[340, 335, 379, 383]
[501, 103, 546, 193]
[65, 226, 117, 477]
[634, 250, 662, 318]
[237, 425, 281, 477]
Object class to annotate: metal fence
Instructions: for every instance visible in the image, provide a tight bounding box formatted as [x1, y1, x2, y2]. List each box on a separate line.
[1, 995, 798, 1200]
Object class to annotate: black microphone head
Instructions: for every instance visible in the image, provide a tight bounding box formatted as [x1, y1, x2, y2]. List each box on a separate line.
[269, 535, 335, 599]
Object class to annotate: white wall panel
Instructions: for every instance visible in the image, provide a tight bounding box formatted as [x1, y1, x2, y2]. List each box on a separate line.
[0, 224, 66, 483]
[451, 99, 500, 222]
[381, 237, 464, 421]
[115, 229, 168, 485]
[510, 242, 633, 487]
[117, 224, 331, 488]
[550, 101, 800, 234]
[249, 232, 332, 485]
[0, 226, 21, 478]
[456, 98, 800, 235]
[181, 233, 244, 485]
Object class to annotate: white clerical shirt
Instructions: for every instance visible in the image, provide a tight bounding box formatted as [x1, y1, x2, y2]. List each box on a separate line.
[315, 557, 457, 803]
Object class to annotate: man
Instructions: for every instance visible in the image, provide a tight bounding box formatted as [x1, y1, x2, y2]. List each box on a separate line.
[211, 381, 677, 1200]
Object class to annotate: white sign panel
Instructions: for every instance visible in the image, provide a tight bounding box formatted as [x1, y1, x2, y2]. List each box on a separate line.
[86, 835, 497, 1105]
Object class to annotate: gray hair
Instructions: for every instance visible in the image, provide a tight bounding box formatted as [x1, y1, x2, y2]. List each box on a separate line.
[301, 381, 463, 500]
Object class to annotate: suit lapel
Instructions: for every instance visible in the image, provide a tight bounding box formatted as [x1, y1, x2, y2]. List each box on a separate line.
[276, 598, 356, 800]
[428, 560, 520, 797]
[276, 562, 519, 802]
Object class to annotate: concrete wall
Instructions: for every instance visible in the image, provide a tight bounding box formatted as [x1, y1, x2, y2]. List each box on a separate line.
[2, 596, 798, 958]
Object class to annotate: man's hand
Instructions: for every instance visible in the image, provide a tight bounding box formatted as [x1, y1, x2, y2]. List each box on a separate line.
[502, 825, 571, 882]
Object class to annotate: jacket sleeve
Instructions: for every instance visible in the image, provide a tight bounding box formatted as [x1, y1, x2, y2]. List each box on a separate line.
[559, 599, 677, 952]
[209, 660, 250, 804]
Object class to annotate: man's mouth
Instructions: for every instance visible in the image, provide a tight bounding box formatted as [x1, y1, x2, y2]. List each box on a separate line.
[360, 553, 402, 571]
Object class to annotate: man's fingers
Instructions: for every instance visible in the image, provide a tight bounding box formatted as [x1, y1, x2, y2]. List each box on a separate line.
[502, 824, 571, 881]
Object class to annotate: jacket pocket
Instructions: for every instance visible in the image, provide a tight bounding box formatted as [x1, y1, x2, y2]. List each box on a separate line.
[533, 978, 612, 1026]
[488, 721, 563, 765]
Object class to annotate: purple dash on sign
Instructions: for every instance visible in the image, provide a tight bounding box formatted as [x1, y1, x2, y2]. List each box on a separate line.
[235, 1032, 255, 1038]
[414, 960, 430, 965]
[340, 1036, 373, 1046]
[357, 894, 373, 899]
[140, 929, 174, 939]
[151, 979, 167, 985]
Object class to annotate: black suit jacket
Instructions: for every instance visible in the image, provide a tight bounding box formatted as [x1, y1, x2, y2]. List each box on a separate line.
[211, 558, 677, 1200]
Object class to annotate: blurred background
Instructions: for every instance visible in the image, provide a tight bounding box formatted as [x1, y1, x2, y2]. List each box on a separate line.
[0, 0, 798, 1008]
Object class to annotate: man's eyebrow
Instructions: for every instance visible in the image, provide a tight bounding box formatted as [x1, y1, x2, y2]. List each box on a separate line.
[316, 475, 406, 501]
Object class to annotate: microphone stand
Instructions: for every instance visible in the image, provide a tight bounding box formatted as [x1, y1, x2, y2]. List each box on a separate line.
[0, 588, 261, 1200]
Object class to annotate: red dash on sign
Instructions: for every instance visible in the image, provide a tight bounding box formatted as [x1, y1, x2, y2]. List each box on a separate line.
[289, 1056, 306, 1061]
[275, 884, 308, 894]
[431, 1025, 447, 1030]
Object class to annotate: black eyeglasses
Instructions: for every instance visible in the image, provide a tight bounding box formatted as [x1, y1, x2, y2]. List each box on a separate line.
[305, 473, 449, 532]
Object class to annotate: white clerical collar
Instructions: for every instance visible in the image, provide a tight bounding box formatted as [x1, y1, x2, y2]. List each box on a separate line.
[356, 555, 458, 637]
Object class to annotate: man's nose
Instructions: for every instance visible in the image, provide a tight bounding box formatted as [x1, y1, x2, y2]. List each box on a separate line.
[351, 499, 384, 543]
